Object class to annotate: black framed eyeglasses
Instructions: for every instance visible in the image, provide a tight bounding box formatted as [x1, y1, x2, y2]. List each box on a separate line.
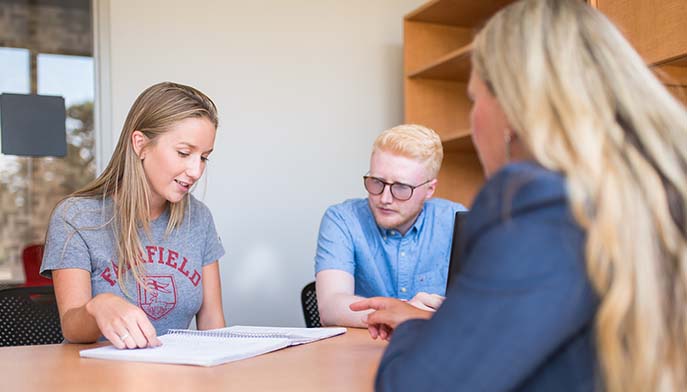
[363, 176, 432, 201]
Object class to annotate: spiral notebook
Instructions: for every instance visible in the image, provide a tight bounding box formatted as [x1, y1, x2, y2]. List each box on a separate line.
[79, 325, 347, 367]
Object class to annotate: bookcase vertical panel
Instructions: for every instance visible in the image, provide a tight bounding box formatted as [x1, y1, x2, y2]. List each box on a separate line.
[595, 0, 687, 65]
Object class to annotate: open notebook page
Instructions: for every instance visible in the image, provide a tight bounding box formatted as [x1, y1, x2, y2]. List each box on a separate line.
[79, 334, 290, 367]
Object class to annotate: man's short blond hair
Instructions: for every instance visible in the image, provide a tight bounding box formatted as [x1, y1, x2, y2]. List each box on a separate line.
[372, 124, 443, 178]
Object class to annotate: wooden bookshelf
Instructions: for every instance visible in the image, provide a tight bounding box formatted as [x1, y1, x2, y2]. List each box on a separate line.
[403, 1, 513, 206]
[593, 0, 687, 66]
[595, 0, 687, 106]
[403, 0, 686, 206]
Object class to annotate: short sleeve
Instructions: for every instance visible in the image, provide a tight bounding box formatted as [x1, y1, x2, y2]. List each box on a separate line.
[40, 199, 93, 278]
[200, 204, 224, 266]
[314, 205, 355, 275]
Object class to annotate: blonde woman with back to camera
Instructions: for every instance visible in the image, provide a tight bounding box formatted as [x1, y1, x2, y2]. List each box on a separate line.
[41, 82, 226, 349]
[351, 0, 687, 391]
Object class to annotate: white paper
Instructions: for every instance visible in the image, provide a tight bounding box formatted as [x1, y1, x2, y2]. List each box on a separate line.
[80, 335, 290, 367]
[79, 326, 347, 366]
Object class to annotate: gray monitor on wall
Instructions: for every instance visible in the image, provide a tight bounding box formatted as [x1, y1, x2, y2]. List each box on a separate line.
[0, 93, 67, 157]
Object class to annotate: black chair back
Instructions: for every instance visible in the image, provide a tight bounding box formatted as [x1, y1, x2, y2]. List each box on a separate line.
[447, 210, 469, 289]
[0, 286, 63, 346]
[300, 281, 321, 328]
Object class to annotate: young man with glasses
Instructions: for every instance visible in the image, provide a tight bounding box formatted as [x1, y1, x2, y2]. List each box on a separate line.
[314, 124, 466, 327]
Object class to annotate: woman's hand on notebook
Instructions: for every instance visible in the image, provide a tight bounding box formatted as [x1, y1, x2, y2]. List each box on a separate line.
[407, 292, 445, 311]
[350, 297, 432, 341]
[86, 293, 162, 349]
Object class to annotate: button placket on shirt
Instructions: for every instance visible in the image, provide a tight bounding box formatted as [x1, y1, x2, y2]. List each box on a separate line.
[397, 232, 413, 299]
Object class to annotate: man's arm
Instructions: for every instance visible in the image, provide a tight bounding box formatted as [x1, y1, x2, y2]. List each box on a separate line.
[316, 269, 371, 327]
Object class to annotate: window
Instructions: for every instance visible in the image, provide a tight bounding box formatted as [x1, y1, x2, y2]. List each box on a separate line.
[0, 0, 95, 282]
[0, 47, 29, 94]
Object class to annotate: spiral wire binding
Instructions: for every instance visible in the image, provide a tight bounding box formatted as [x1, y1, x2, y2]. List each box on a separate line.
[167, 329, 290, 339]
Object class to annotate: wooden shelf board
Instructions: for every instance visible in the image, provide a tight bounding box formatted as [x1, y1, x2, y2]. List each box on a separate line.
[655, 61, 687, 106]
[405, 0, 514, 27]
[441, 130, 475, 153]
[653, 57, 687, 87]
[441, 128, 470, 140]
[670, 57, 687, 67]
[655, 54, 687, 67]
[408, 43, 472, 81]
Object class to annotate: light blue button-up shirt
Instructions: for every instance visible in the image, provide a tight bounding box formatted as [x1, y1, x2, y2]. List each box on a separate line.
[314, 198, 466, 299]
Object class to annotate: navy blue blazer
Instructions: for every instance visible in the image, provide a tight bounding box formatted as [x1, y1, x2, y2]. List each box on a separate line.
[376, 162, 599, 391]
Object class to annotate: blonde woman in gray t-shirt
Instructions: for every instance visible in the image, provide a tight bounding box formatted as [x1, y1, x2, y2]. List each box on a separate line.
[41, 82, 226, 349]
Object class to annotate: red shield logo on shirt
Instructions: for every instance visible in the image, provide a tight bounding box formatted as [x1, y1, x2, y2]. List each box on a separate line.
[138, 275, 177, 320]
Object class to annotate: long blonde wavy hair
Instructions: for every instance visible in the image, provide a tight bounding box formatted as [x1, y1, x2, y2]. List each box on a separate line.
[472, 0, 687, 390]
[68, 81, 218, 293]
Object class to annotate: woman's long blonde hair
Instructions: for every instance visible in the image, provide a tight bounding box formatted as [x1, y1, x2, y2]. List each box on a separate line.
[69, 81, 218, 292]
[472, 0, 687, 390]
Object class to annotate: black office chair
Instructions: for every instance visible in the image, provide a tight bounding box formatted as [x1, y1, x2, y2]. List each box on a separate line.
[300, 281, 321, 328]
[0, 285, 63, 346]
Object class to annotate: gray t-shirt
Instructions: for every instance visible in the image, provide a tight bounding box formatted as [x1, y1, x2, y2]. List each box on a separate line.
[41, 195, 225, 335]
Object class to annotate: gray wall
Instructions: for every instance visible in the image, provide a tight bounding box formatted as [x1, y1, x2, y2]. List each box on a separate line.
[100, 0, 424, 326]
